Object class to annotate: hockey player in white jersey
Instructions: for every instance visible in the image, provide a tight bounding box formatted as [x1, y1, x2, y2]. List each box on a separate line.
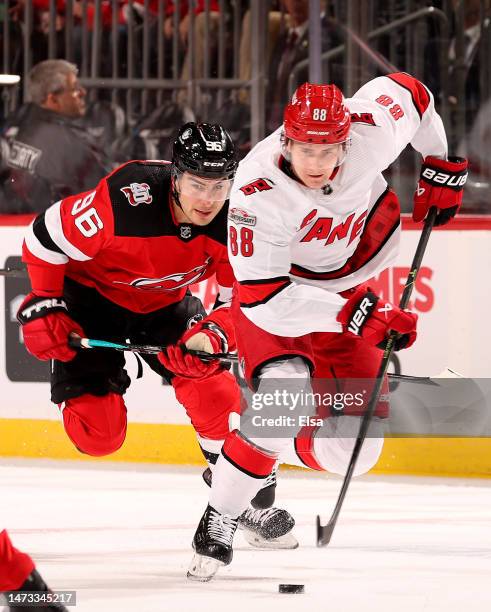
[181, 72, 468, 580]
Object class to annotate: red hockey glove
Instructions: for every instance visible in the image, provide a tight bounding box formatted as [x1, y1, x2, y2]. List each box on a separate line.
[413, 156, 468, 226]
[158, 319, 228, 379]
[337, 288, 418, 351]
[17, 292, 85, 362]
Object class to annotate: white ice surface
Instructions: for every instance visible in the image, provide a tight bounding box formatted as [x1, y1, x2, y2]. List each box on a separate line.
[1, 459, 491, 612]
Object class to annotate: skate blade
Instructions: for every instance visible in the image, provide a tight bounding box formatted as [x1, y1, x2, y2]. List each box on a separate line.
[187, 552, 224, 582]
[243, 529, 299, 550]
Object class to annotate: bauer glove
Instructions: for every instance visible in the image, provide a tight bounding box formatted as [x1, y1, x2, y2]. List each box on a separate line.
[337, 287, 418, 351]
[413, 156, 468, 226]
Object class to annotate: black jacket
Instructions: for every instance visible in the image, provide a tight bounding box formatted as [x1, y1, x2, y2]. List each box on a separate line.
[266, 17, 344, 133]
[1, 104, 110, 214]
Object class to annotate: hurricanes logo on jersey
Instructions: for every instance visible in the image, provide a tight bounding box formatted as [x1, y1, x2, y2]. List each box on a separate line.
[120, 182, 153, 206]
[114, 259, 211, 292]
[300, 210, 367, 247]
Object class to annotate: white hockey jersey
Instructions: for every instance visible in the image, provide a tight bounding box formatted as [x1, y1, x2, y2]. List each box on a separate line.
[228, 73, 448, 337]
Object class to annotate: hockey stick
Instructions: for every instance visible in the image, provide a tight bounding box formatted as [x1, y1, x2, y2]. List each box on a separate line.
[69, 336, 453, 385]
[0, 267, 27, 278]
[316, 207, 438, 547]
[68, 335, 238, 363]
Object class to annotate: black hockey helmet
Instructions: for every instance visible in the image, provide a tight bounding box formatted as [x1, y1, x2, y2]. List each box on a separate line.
[172, 122, 238, 180]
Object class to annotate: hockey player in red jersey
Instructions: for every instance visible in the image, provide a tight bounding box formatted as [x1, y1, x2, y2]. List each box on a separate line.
[171, 75, 468, 580]
[0, 530, 68, 611]
[16, 122, 295, 548]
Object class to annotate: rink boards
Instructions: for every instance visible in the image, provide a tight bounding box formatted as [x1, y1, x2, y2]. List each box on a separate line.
[0, 215, 490, 476]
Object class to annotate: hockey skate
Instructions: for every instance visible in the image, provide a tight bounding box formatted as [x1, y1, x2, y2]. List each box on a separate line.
[187, 504, 239, 582]
[202, 467, 298, 549]
[238, 505, 298, 550]
[3, 569, 68, 611]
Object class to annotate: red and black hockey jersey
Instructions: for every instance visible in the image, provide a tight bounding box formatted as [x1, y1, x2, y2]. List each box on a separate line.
[23, 160, 234, 313]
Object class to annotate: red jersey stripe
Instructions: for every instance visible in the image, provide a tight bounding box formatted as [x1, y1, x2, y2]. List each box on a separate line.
[294, 426, 324, 471]
[238, 276, 291, 307]
[387, 72, 430, 118]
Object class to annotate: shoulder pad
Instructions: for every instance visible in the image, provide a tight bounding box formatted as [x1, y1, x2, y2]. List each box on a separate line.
[106, 161, 174, 237]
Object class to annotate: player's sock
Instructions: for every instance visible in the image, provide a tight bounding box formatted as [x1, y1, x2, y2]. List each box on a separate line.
[209, 430, 277, 518]
[202, 460, 278, 509]
[202, 458, 297, 548]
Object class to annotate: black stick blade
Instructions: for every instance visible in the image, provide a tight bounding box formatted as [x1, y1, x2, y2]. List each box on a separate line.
[316, 515, 334, 547]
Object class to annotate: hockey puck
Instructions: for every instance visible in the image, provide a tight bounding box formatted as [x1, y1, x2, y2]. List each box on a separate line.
[279, 584, 305, 594]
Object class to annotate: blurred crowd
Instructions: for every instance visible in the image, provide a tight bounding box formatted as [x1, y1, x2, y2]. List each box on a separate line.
[0, 0, 489, 214]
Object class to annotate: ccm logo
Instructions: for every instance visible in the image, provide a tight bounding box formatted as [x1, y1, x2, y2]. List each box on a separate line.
[422, 168, 468, 187]
[348, 296, 375, 335]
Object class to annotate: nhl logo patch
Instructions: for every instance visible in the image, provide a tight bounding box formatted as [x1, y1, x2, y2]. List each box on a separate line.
[179, 224, 193, 240]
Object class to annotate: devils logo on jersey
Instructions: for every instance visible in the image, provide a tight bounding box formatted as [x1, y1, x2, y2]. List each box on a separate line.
[120, 182, 153, 206]
[114, 259, 211, 292]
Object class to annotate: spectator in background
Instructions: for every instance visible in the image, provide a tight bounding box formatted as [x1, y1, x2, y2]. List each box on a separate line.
[459, 96, 491, 212]
[0, 3, 23, 84]
[178, 0, 220, 79]
[238, 1, 284, 105]
[0, 59, 110, 214]
[267, 0, 343, 132]
[10, 1, 68, 64]
[447, 0, 490, 140]
[11, 2, 122, 73]
[423, 0, 490, 211]
[172, 0, 221, 103]
[425, 0, 490, 139]
[31, 2, 66, 65]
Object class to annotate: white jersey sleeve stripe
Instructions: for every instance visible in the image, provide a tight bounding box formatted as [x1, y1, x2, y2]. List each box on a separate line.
[45, 201, 92, 262]
[25, 222, 68, 265]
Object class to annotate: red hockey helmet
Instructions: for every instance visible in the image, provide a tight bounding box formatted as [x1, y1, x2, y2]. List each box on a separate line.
[283, 83, 351, 144]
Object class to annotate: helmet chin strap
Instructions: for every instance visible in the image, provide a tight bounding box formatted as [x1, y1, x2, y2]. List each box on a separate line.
[171, 172, 183, 211]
